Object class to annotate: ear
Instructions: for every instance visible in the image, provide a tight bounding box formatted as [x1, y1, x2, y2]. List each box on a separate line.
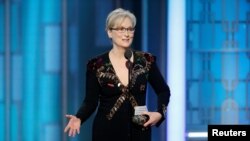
[107, 29, 112, 38]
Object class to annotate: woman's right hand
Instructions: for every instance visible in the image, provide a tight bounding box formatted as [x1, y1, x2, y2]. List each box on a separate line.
[64, 114, 81, 137]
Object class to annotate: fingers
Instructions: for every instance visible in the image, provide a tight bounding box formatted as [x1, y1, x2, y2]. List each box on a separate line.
[143, 112, 161, 127]
[145, 118, 150, 127]
[143, 121, 155, 127]
[68, 127, 80, 137]
[65, 114, 73, 119]
[143, 112, 156, 127]
[69, 128, 74, 137]
[77, 128, 80, 134]
[64, 114, 80, 137]
[64, 125, 69, 133]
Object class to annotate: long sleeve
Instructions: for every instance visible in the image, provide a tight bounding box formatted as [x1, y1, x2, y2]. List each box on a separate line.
[148, 56, 171, 127]
[75, 62, 101, 124]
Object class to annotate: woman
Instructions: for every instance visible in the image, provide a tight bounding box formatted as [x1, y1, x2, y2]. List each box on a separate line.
[64, 8, 171, 141]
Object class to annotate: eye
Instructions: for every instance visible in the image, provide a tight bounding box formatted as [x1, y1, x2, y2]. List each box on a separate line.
[128, 28, 135, 32]
[120, 28, 126, 32]
[110, 27, 135, 34]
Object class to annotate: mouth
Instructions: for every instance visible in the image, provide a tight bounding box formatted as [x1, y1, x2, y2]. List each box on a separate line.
[122, 39, 130, 42]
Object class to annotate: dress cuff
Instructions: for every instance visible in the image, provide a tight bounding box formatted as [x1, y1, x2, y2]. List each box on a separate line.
[155, 104, 167, 127]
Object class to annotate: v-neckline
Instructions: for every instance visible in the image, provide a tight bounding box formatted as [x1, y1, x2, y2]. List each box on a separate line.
[107, 50, 135, 88]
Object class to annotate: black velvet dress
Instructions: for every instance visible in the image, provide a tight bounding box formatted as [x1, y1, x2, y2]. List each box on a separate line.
[75, 50, 170, 141]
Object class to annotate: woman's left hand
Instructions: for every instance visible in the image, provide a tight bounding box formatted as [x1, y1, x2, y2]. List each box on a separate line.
[142, 112, 162, 127]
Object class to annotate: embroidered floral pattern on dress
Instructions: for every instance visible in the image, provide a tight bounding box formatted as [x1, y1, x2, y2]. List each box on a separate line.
[130, 52, 154, 87]
[162, 104, 167, 115]
[88, 51, 155, 120]
[106, 85, 138, 120]
[140, 85, 145, 91]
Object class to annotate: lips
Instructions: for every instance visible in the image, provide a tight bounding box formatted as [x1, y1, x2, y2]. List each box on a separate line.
[122, 39, 130, 42]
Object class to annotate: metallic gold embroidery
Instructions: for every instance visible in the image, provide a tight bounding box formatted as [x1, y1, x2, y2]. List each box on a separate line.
[106, 86, 138, 120]
[162, 104, 167, 115]
[140, 85, 145, 91]
[129, 95, 138, 107]
[106, 93, 126, 120]
[91, 52, 155, 120]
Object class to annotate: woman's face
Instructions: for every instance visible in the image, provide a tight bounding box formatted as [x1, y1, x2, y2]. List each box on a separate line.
[108, 17, 135, 49]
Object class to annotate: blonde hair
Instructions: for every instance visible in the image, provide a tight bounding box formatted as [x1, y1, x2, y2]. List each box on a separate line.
[105, 8, 136, 30]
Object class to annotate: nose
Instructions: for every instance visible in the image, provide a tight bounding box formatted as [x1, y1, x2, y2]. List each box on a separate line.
[124, 30, 129, 36]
